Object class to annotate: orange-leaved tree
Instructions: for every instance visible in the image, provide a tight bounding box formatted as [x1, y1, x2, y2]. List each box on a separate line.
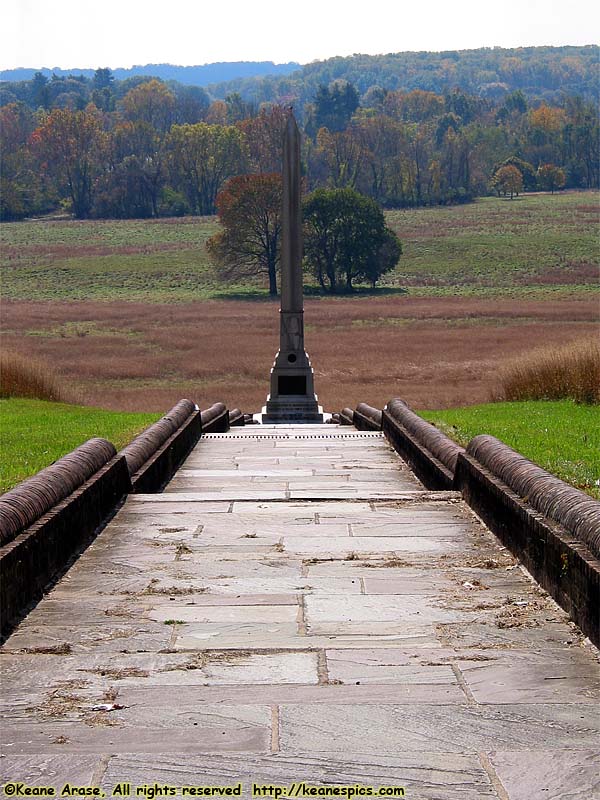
[206, 173, 283, 295]
[491, 164, 523, 199]
[29, 105, 107, 218]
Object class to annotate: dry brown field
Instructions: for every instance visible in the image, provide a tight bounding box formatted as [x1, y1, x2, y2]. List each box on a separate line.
[2, 295, 597, 413]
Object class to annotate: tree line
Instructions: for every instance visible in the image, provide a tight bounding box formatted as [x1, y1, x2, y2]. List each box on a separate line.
[1, 68, 598, 221]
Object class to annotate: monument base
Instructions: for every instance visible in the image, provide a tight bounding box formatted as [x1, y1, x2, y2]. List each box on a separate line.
[262, 349, 323, 424]
[262, 396, 323, 424]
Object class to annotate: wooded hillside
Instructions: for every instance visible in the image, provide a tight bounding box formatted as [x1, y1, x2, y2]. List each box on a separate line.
[209, 46, 599, 105]
[1, 46, 598, 221]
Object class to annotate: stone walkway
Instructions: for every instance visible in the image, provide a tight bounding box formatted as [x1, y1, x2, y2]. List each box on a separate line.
[1, 425, 599, 799]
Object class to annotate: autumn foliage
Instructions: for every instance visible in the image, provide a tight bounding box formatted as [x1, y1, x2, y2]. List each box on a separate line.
[207, 174, 283, 294]
[29, 105, 107, 218]
[491, 164, 524, 198]
[1, 55, 598, 221]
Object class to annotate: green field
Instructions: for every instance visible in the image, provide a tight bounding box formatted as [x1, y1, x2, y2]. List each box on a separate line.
[1, 192, 597, 302]
[386, 193, 598, 293]
[0, 399, 160, 493]
[2, 398, 597, 498]
[421, 400, 600, 498]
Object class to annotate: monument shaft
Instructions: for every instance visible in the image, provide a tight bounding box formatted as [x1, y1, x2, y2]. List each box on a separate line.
[263, 112, 322, 423]
[280, 113, 303, 314]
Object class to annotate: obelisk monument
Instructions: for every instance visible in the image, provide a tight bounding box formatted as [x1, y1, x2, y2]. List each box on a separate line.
[263, 112, 323, 423]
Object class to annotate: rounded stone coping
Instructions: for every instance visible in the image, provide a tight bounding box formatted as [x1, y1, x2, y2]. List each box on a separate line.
[356, 403, 382, 428]
[467, 434, 600, 560]
[200, 402, 227, 427]
[0, 437, 116, 545]
[385, 398, 464, 472]
[120, 399, 196, 477]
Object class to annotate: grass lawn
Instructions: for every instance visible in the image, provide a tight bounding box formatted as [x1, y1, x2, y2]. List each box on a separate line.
[421, 400, 600, 498]
[1, 192, 597, 301]
[0, 398, 160, 493]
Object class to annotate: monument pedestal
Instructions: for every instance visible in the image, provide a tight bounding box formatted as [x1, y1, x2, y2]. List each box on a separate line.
[263, 394, 322, 423]
[263, 310, 323, 423]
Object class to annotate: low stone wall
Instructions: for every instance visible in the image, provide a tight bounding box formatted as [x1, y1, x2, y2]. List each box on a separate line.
[339, 408, 354, 426]
[381, 400, 599, 643]
[0, 438, 119, 547]
[0, 399, 234, 637]
[119, 399, 203, 493]
[455, 437, 600, 646]
[128, 411, 203, 494]
[466, 435, 600, 560]
[382, 398, 464, 490]
[353, 403, 382, 431]
[201, 402, 229, 433]
[120, 399, 196, 476]
[229, 408, 244, 427]
[0, 443, 130, 637]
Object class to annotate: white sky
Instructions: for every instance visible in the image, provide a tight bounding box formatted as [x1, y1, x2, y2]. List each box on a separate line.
[3, 0, 599, 70]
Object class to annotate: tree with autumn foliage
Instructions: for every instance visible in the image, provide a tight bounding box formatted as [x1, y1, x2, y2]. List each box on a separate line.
[0, 102, 44, 220]
[166, 122, 247, 215]
[121, 79, 176, 134]
[93, 119, 165, 218]
[238, 104, 288, 173]
[206, 174, 283, 295]
[313, 126, 365, 190]
[536, 163, 567, 193]
[2, 50, 598, 221]
[493, 156, 537, 192]
[491, 164, 523, 199]
[29, 105, 106, 218]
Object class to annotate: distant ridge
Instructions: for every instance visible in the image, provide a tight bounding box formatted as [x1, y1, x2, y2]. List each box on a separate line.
[0, 61, 301, 86]
[206, 45, 599, 104]
[1, 47, 597, 105]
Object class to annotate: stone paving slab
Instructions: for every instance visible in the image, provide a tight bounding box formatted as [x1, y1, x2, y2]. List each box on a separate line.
[0, 757, 102, 786]
[95, 751, 499, 800]
[457, 655, 600, 704]
[282, 534, 468, 555]
[1, 682, 467, 713]
[278, 703, 600, 753]
[2, 424, 599, 799]
[0, 651, 319, 689]
[488, 750, 600, 800]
